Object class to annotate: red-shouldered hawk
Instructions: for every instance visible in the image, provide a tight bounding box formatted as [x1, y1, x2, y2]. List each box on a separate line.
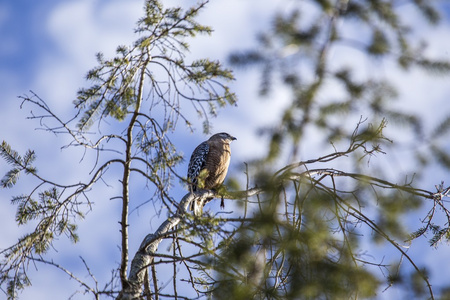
[187, 132, 236, 212]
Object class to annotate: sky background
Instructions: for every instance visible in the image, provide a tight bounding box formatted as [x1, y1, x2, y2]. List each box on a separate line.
[1, 0, 450, 299]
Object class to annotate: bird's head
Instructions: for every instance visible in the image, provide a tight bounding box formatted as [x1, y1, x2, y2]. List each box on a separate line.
[209, 132, 237, 144]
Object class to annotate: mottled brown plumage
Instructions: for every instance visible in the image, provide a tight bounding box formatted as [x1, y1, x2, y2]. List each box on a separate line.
[187, 132, 236, 213]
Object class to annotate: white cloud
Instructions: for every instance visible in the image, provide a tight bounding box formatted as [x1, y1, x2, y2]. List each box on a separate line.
[34, 0, 142, 113]
[2, 0, 450, 298]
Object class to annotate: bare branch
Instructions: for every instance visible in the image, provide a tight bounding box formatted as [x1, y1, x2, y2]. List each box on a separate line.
[118, 190, 214, 299]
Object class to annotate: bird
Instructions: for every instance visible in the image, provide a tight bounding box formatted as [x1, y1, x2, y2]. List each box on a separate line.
[187, 132, 236, 214]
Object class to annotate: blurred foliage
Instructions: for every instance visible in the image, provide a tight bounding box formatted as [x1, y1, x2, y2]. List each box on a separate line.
[207, 119, 450, 299]
[220, 0, 450, 299]
[2, 0, 450, 299]
[229, 0, 450, 172]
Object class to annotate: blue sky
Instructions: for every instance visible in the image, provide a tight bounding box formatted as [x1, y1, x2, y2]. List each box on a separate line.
[1, 0, 450, 299]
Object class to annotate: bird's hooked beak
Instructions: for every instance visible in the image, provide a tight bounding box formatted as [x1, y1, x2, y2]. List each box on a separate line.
[231, 136, 237, 141]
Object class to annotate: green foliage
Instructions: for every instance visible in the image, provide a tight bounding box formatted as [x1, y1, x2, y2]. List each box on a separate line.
[136, 0, 212, 38]
[2, 0, 450, 299]
[373, 191, 422, 243]
[6, 274, 30, 300]
[0, 143, 83, 296]
[431, 145, 450, 169]
[0, 141, 36, 188]
[224, 1, 450, 297]
[75, 0, 235, 132]
[413, 0, 441, 24]
[367, 29, 390, 56]
[213, 173, 385, 299]
[229, 0, 450, 171]
[428, 224, 450, 248]
[1, 1, 239, 298]
[193, 59, 229, 79]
